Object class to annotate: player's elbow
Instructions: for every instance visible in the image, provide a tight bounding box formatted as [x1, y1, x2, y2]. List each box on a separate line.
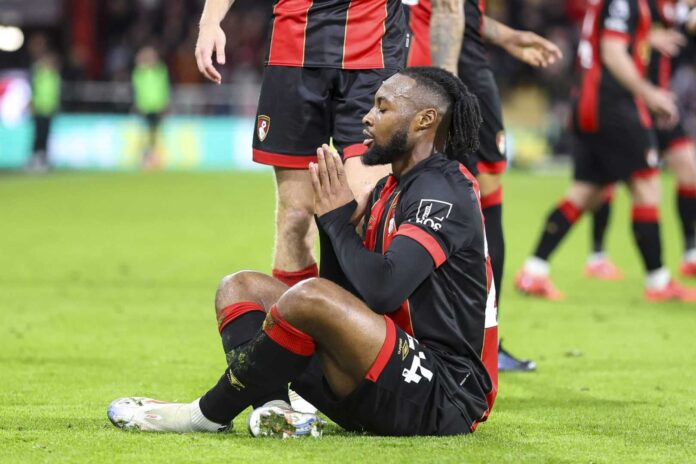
[362, 291, 403, 315]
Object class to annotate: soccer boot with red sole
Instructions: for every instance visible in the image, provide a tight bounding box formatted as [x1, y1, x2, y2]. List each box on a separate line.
[584, 256, 624, 281]
[679, 260, 696, 278]
[645, 280, 696, 302]
[514, 269, 563, 300]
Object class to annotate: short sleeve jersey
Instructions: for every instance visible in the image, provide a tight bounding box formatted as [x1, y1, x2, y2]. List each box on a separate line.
[403, 0, 488, 69]
[575, 0, 653, 132]
[265, 0, 407, 70]
[361, 154, 498, 416]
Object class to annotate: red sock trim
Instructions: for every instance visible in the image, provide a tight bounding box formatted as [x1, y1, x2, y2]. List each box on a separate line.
[632, 205, 659, 222]
[480, 186, 503, 210]
[343, 143, 368, 159]
[678, 185, 696, 198]
[601, 184, 616, 202]
[667, 136, 694, 152]
[630, 167, 659, 181]
[217, 302, 265, 333]
[558, 199, 582, 224]
[264, 305, 315, 356]
[272, 263, 319, 287]
[365, 316, 397, 382]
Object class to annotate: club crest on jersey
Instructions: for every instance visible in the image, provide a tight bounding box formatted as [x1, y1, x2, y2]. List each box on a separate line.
[415, 199, 453, 232]
[257, 115, 270, 142]
[496, 130, 507, 155]
[646, 148, 659, 168]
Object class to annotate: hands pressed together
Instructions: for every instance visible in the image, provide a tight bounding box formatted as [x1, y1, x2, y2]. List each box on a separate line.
[309, 144, 356, 218]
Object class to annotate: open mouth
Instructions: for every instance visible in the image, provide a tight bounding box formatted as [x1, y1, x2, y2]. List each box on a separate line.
[363, 130, 374, 147]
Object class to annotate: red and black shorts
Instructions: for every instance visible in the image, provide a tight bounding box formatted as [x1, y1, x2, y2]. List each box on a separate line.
[458, 67, 507, 176]
[290, 317, 488, 436]
[656, 120, 694, 154]
[572, 100, 658, 185]
[252, 66, 398, 169]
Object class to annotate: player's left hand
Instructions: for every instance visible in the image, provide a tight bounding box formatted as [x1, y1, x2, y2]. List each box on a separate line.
[310, 144, 356, 217]
[503, 31, 563, 68]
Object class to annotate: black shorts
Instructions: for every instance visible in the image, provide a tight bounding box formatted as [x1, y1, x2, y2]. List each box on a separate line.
[252, 66, 397, 169]
[573, 101, 658, 185]
[290, 317, 489, 436]
[656, 120, 694, 154]
[458, 67, 506, 176]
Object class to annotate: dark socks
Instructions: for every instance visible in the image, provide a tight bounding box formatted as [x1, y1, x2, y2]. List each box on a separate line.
[631, 206, 663, 272]
[533, 199, 582, 261]
[592, 186, 615, 253]
[216, 302, 290, 410]
[677, 185, 696, 251]
[481, 187, 504, 305]
[200, 305, 315, 424]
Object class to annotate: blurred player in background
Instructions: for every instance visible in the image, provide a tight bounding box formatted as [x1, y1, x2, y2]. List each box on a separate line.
[195, 0, 406, 288]
[516, 0, 696, 302]
[107, 68, 497, 437]
[585, 0, 696, 280]
[132, 46, 170, 169]
[27, 52, 61, 173]
[404, 0, 562, 371]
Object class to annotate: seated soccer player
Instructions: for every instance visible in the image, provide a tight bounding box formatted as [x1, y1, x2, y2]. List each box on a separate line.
[107, 67, 498, 437]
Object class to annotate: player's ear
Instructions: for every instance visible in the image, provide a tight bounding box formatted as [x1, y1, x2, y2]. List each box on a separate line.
[415, 108, 438, 131]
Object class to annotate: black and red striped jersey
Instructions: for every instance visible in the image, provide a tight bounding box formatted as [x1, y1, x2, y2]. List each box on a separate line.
[403, 0, 488, 69]
[648, 0, 676, 89]
[265, 0, 407, 70]
[574, 0, 653, 132]
[362, 154, 498, 424]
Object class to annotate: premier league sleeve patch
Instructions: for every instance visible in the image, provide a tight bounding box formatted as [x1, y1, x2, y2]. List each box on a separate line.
[414, 199, 453, 232]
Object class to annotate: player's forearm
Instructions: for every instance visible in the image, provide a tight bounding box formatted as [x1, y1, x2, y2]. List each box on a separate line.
[430, 0, 464, 75]
[481, 16, 515, 47]
[199, 0, 235, 25]
[318, 203, 433, 314]
[600, 39, 652, 98]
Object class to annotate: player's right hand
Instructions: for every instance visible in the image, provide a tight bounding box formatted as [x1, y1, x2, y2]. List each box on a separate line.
[643, 86, 678, 129]
[649, 29, 687, 57]
[195, 23, 226, 84]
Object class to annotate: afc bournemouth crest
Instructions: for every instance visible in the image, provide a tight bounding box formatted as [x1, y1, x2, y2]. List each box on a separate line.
[257, 115, 270, 142]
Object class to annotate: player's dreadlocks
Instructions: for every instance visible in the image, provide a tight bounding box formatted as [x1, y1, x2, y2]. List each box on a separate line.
[401, 67, 482, 163]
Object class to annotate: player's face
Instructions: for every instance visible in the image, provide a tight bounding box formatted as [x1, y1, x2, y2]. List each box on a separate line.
[361, 74, 417, 166]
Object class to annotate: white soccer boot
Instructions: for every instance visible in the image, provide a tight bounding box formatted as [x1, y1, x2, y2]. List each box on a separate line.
[248, 400, 324, 438]
[107, 397, 229, 433]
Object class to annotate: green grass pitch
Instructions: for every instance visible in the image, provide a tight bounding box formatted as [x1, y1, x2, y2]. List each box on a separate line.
[1, 170, 695, 463]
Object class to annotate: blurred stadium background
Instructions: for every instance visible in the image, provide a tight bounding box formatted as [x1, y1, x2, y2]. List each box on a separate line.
[2, 0, 694, 172]
[2, 1, 696, 462]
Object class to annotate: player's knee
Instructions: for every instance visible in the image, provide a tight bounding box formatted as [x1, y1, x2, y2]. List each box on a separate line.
[215, 271, 259, 314]
[275, 278, 336, 323]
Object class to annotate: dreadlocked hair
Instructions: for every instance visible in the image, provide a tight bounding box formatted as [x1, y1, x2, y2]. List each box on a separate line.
[401, 67, 483, 163]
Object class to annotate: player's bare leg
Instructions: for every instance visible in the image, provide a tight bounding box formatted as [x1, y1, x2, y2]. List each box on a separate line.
[344, 157, 392, 201]
[272, 168, 319, 286]
[516, 181, 603, 299]
[663, 141, 696, 275]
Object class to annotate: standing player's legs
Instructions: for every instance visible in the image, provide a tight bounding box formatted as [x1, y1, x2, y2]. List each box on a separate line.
[251, 66, 334, 286]
[460, 68, 531, 371]
[661, 134, 696, 276]
[585, 184, 624, 280]
[516, 180, 603, 299]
